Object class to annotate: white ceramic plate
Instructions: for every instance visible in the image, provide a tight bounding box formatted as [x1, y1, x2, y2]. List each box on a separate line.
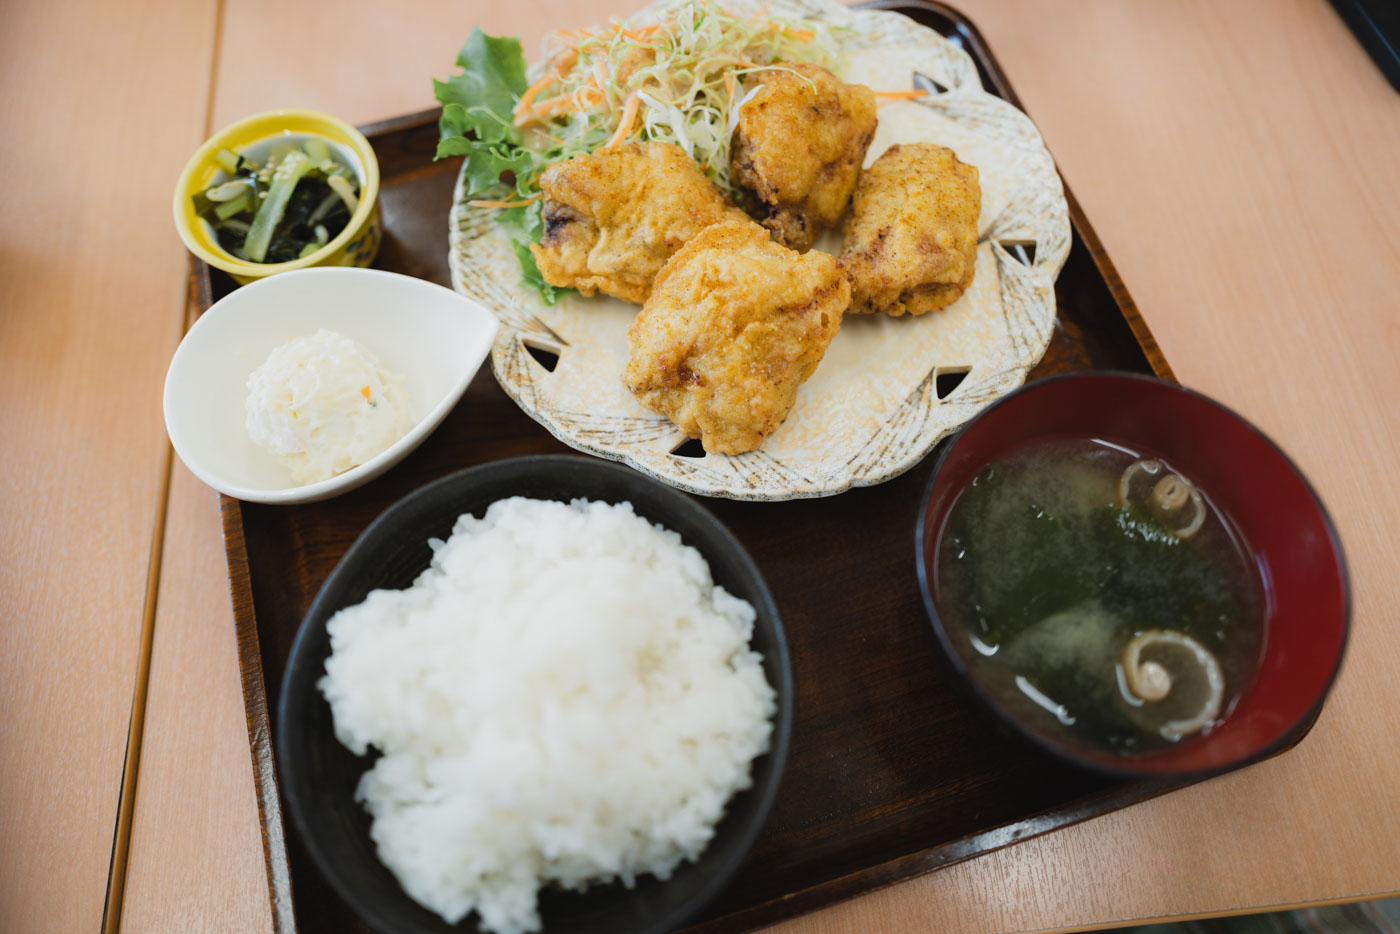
[164, 267, 497, 504]
[449, 0, 1070, 500]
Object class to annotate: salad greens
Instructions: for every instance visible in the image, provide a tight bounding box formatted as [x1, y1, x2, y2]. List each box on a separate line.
[432, 1, 846, 303]
[434, 27, 557, 301]
[434, 29, 544, 197]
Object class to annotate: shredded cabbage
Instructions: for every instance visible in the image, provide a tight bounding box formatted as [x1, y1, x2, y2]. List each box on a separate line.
[434, 1, 847, 302]
[516, 0, 846, 196]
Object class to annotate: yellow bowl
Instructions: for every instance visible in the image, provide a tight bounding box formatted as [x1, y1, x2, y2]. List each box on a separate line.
[172, 109, 382, 284]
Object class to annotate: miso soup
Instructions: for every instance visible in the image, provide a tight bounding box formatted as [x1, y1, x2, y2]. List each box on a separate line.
[934, 438, 1265, 756]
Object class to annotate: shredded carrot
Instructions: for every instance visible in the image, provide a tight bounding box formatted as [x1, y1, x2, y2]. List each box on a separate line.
[466, 194, 544, 209]
[782, 26, 815, 42]
[616, 47, 648, 83]
[724, 71, 736, 111]
[571, 85, 606, 109]
[360, 386, 371, 400]
[514, 71, 561, 125]
[528, 94, 577, 118]
[618, 24, 662, 42]
[551, 47, 579, 76]
[873, 89, 929, 99]
[604, 92, 642, 149]
[541, 35, 575, 65]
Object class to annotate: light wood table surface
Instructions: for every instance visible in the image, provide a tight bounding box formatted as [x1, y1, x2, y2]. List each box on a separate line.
[2, 0, 1397, 931]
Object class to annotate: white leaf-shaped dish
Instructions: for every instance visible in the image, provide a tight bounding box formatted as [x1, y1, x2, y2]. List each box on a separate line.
[165, 267, 497, 504]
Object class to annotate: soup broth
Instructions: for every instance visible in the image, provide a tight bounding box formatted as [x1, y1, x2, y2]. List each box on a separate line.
[935, 438, 1265, 756]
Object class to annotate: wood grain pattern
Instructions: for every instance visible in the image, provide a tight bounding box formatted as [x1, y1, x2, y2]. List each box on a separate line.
[203, 64, 1193, 928]
[120, 459, 275, 934]
[207, 0, 632, 133]
[119, 0, 1400, 933]
[0, 0, 217, 930]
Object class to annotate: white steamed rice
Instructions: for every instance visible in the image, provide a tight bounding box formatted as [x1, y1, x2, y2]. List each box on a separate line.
[318, 496, 776, 934]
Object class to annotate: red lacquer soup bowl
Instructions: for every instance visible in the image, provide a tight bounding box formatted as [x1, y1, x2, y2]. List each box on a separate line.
[916, 372, 1349, 778]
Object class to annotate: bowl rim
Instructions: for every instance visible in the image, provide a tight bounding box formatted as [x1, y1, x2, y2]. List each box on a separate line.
[913, 369, 1351, 780]
[161, 266, 497, 504]
[275, 454, 795, 934]
[171, 107, 380, 278]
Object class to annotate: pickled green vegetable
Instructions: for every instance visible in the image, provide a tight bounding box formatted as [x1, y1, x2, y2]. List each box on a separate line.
[192, 137, 362, 264]
[303, 137, 331, 164]
[214, 148, 241, 174]
[244, 151, 311, 262]
[214, 193, 251, 220]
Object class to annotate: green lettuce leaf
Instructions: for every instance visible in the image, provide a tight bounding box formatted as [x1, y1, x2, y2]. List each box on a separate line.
[512, 240, 559, 306]
[439, 136, 538, 197]
[433, 29, 541, 195]
[435, 28, 564, 303]
[435, 28, 528, 116]
[500, 199, 545, 243]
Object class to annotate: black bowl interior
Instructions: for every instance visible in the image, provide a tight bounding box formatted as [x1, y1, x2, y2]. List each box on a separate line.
[276, 455, 793, 934]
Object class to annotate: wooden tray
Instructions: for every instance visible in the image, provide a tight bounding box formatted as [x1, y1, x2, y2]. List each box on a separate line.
[198, 3, 1304, 932]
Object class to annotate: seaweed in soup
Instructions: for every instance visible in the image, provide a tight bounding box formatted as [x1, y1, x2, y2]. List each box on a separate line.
[936, 439, 1264, 755]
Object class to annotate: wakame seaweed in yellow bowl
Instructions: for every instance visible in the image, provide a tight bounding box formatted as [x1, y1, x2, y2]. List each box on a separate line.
[173, 110, 381, 284]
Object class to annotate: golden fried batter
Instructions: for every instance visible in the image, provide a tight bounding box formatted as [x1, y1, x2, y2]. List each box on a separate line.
[530, 141, 748, 305]
[731, 63, 877, 251]
[623, 220, 849, 454]
[841, 142, 981, 317]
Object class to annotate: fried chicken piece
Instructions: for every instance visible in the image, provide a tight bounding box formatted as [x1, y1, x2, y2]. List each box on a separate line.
[841, 143, 981, 317]
[529, 141, 748, 305]
[623, 220, 849, 454]
[731, 63, 877, 251]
